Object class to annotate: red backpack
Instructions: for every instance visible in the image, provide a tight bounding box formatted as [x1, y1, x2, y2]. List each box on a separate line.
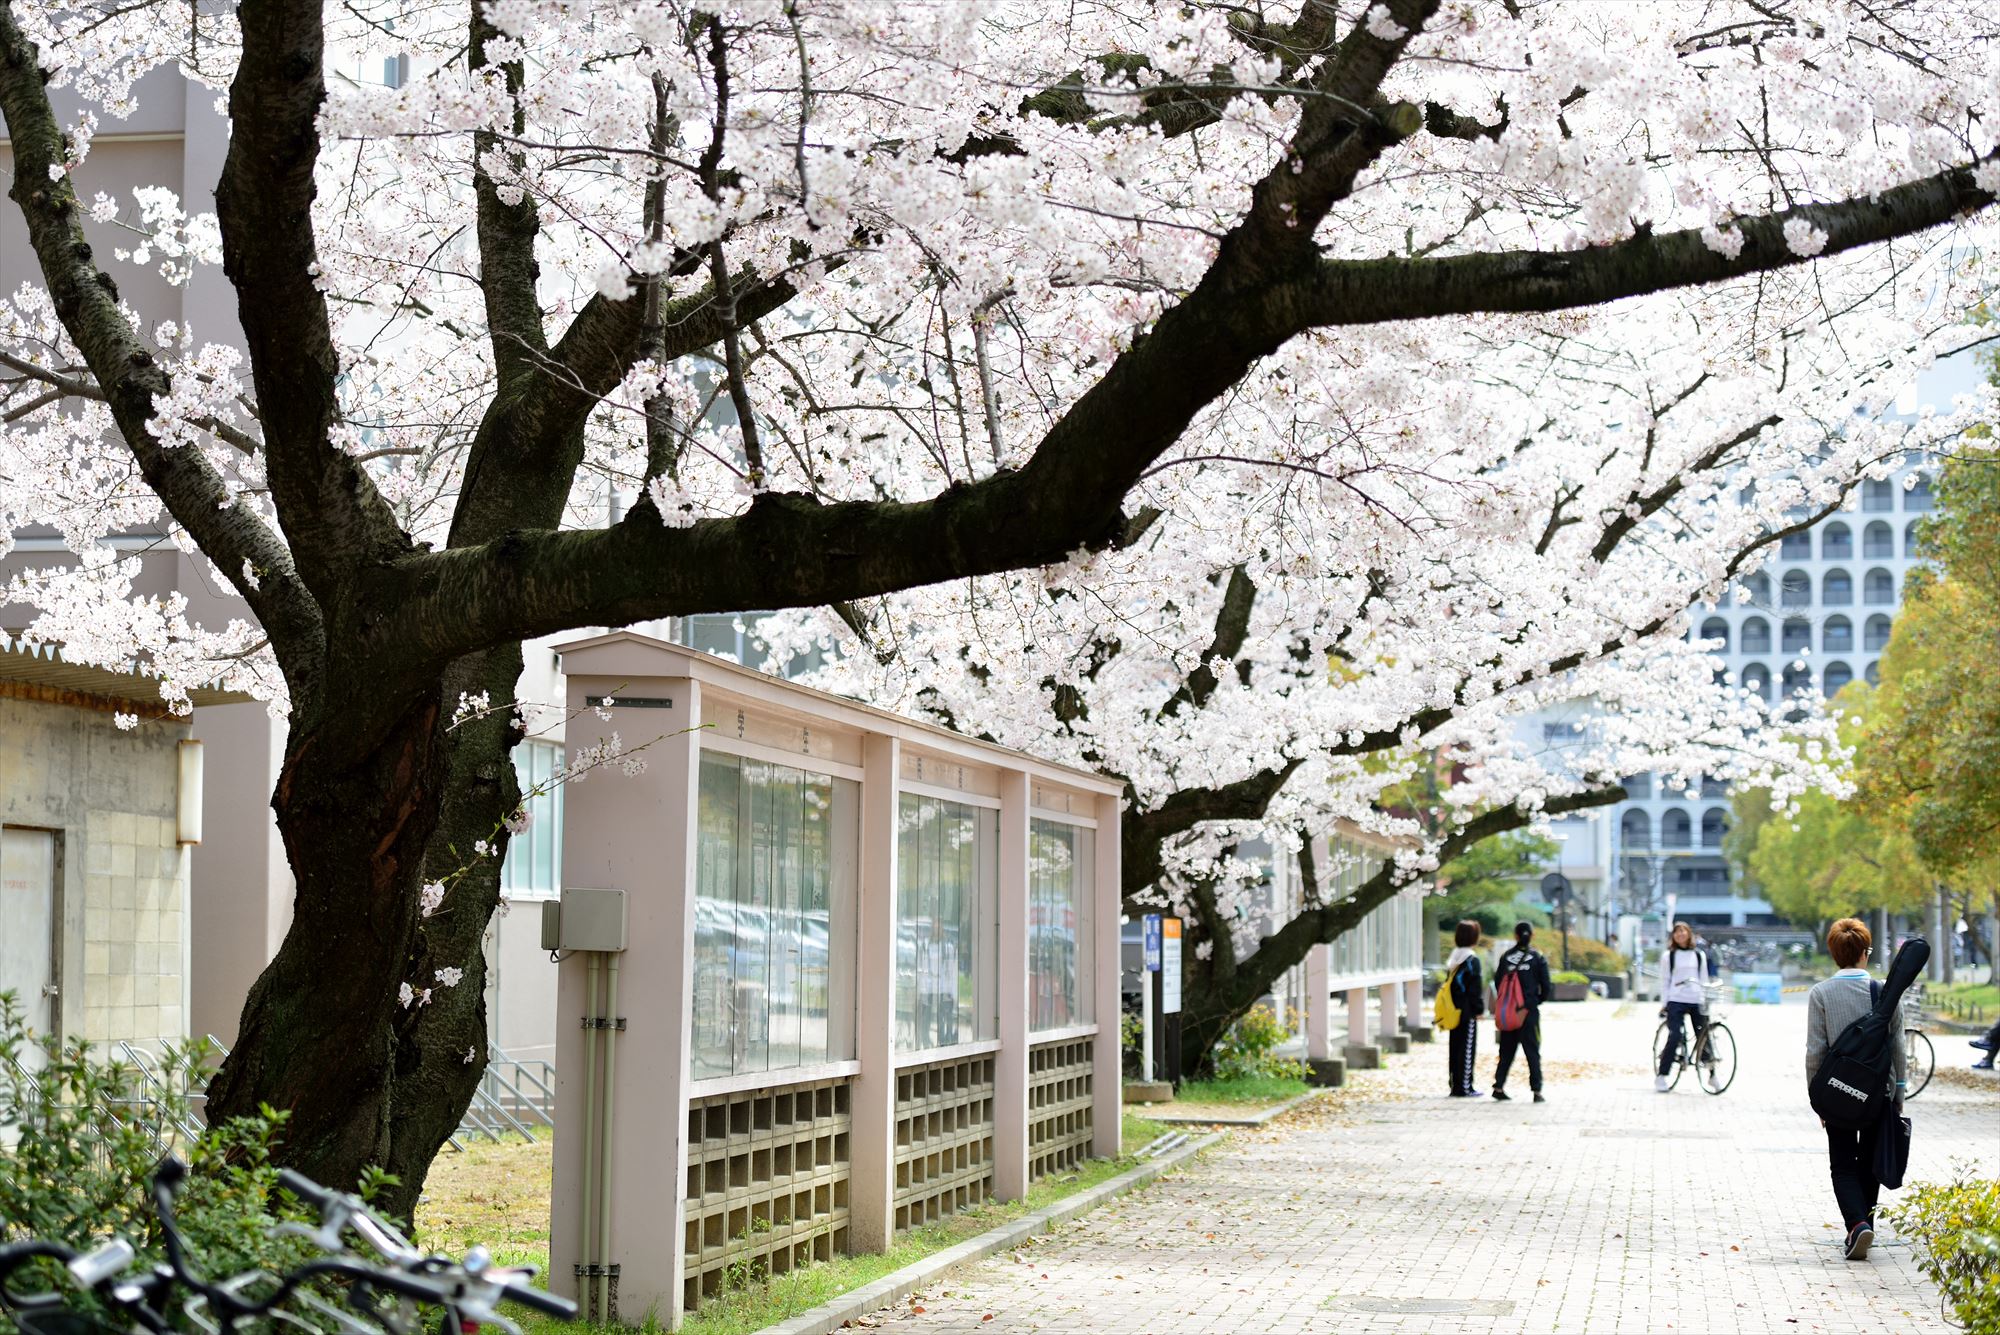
[1494, 967, 1527, 1033]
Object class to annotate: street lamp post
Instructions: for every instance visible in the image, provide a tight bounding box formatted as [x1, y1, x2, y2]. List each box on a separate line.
[1542, 871, 1572, 971]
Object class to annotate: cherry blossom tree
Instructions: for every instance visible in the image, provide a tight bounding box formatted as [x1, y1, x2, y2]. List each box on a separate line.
[759, 301, 1991, 1066]
[4, 0, 1999, 1206]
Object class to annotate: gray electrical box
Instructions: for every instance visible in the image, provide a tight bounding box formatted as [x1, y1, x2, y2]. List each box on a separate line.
[540, 887, 628, 952]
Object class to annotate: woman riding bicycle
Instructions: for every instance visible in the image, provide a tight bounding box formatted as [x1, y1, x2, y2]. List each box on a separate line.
[1655, 921, 1709, 1093]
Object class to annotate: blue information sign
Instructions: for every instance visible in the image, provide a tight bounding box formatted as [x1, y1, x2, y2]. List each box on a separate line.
[1143, 914, 1162, 971]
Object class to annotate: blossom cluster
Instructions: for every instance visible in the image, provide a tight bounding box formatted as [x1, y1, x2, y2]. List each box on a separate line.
[3, 0, 1998, 911]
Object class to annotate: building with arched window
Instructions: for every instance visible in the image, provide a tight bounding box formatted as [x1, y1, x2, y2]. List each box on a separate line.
[1700, 809, 1727, 848]
[1612, 456, 1934, 927]
[1661, 808, 1692, 848]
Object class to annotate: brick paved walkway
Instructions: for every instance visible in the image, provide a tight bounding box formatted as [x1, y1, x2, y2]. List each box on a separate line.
[876, 998, 1998, 1333]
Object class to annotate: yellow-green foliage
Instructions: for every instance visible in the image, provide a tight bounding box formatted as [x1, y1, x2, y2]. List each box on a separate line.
[1886, 1165, 2000, 1335]
[1731, 696, 1934, 925]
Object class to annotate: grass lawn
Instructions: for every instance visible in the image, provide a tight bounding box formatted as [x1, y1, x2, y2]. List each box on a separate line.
[415, 1115, 1176, 1335]
[1162, 1074, 1311, 1106]
[1930, 978, 1999, 1016]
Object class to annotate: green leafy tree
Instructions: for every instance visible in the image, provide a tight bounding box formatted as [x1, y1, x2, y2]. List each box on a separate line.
[1431, 830, 1560, 930]
[1741, 784, 1932, 927]
[1856, 452, 2000, 873]
[1735, 692, 1933, 927]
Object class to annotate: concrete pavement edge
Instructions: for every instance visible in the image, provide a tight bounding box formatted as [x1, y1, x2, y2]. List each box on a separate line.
[758, 1132, 1225, 1335]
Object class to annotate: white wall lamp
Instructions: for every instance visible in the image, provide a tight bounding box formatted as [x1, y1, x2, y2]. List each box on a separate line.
[177, 739, 205, 845]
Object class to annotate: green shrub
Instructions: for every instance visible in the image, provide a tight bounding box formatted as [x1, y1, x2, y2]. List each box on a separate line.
[1552, 933, 1629, 974]
[0, 992, 324, 1331]
[1550, 970, 1591, 985]
[1884, 1165, 2000, 1335]
[1210, 1005, 1307, 1082]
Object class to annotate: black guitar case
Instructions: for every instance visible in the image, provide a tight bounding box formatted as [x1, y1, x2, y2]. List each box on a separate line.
[1809, 936, 1930, 1130]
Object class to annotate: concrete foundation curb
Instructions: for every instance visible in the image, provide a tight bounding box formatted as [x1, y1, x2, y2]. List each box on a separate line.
[759, 1132, 1223, 1335]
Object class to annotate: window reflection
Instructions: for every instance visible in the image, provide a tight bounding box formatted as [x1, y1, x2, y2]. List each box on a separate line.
[1029, 819, 1094, 1031]
[501, 741, 565, 898]
[692, 752, 857, 1079]
[896, 794, 997, 1050]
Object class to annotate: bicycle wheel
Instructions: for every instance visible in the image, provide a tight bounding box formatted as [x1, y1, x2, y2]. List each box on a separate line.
[1695, 1022, 1736, 1095]
[1904, 1029, 1935, 1099]
[1654, 1020, 1685, 1090]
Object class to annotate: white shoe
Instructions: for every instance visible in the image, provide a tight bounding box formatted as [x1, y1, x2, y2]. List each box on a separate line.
[1654, 1074, 1670, 1092]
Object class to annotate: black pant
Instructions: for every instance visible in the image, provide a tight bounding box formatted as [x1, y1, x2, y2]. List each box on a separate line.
[1495, 1016, 1542, 1092]
[1826, 1120, 1884, 1230]
[1448, 1017, 1479, 1094]
[1658, 1000, 1707, 1075]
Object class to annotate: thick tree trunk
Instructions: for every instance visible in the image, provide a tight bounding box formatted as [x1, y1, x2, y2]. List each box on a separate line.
[385, 646, 528, 1209]
[204, 648, 529, 1222]
[206, 691, 451, 1204]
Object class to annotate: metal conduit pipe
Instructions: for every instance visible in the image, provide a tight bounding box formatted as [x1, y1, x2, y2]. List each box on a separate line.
[596, 954, 621, 1322]
[580, 952, 601, 1319]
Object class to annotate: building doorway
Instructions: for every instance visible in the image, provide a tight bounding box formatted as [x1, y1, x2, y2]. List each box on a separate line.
[1, 826, 62, 1053]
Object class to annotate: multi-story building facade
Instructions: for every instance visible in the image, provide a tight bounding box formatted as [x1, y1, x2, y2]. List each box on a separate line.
[1613, 458, 1933, 927]
[1516, 333, 1991, 938]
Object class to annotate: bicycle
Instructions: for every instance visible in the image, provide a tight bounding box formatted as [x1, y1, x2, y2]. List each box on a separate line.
[0, 1157, 575, 1335]
[1902, 990, 1935, 1099]
[1652, 983, 1738, 1095]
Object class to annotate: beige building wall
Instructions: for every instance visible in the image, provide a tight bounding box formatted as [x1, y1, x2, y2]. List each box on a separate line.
[187, 701, 290, 1045]
[1, 694, 191, 1051]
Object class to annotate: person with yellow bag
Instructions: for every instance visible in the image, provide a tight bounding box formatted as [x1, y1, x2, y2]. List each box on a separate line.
[1437, 920, 1487, 1097]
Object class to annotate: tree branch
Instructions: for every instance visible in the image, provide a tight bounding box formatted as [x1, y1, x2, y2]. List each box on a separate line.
[215, 0, 408, 595]
[367, 15, 1995, 698]
[469, 4, 548, 392]
[1160, 564, 1256, 719]
[1306, 156, 1998, 326]
[0, 0, 321, 677]
[1227, 785, 1628, 1015]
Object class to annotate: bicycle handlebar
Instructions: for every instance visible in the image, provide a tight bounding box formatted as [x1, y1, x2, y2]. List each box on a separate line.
[496, 1279, 576, 1318]
[1, 1159, 577, 1335]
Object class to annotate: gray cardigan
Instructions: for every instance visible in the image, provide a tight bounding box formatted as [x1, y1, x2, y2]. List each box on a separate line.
[1805, 970, 1906, 1086]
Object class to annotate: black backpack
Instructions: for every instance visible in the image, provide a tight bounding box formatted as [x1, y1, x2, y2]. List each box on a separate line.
[1808, 937, 1929, 1130]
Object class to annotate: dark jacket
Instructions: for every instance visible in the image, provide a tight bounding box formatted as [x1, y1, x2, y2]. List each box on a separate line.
[1449, 954, 1486, 1017]
[1493, 944, 1552, 1012]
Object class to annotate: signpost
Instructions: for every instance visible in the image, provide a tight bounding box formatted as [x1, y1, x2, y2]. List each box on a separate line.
[1150, 916, 1184, 1087]
[1140, 915, 1161, 1082]
[1542, 872, 1572, 971]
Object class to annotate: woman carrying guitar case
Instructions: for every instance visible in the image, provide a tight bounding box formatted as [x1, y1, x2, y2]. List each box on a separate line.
[1805, 921, 1927, 1260]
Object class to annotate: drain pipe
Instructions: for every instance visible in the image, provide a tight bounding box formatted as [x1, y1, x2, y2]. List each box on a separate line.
[596, 953, 621, 1322]
[580, 952, 601, 1318]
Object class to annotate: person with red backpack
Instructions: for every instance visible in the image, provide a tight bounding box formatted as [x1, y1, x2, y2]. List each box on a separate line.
[1490, 921, 1553, 1103]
